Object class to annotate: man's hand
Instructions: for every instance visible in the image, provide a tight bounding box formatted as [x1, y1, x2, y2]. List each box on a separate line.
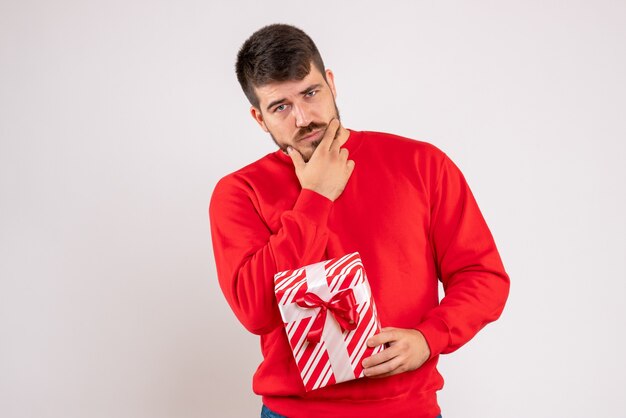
[361, 327, 431, 378]
[288, 118, 355, 202]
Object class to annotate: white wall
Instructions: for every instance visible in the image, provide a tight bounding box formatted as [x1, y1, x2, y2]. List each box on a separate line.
[1, 1, 625, 417]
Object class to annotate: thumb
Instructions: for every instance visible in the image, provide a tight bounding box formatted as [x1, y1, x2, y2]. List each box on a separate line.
[287, 146, 305, 170]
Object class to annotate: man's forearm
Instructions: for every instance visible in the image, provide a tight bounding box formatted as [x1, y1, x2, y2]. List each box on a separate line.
[210, 183, 334, 335]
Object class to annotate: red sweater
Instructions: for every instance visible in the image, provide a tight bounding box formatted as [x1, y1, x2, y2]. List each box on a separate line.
[209, 129, 509, 418]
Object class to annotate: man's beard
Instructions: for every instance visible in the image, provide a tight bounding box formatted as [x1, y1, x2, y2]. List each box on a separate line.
[269, 101, 341, 162]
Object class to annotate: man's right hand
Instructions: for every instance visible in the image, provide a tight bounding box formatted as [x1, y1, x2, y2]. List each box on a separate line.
[287, 119, 355, 202]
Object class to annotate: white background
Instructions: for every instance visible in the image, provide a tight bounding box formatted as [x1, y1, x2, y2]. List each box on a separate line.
[1, 1, 625, 417]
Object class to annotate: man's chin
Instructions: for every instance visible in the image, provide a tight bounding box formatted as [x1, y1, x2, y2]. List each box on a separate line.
[301, 151, 314, 163]
[301, 140, 321, 162]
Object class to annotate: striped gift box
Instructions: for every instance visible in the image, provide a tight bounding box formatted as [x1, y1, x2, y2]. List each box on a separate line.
[274, 252, 383, 392]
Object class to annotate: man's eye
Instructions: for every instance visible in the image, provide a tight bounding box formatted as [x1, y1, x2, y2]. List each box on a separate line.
[306, 90, 317, 97]
[275, 104, 287, 112]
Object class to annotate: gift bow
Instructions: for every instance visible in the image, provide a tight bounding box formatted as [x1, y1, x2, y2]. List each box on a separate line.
[295, 288, 359, 344]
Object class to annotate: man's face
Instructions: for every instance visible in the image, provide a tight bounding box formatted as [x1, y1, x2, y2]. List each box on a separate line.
[250, 64, 340, 162]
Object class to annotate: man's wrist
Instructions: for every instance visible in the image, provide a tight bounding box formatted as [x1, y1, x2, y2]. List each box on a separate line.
[415, 317, 450, 360]
[292, 188, 334, 225]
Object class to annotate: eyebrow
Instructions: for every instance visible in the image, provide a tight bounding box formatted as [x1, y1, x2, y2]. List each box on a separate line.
[265, 83, 323, 112]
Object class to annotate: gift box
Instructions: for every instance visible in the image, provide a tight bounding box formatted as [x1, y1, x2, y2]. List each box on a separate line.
[274, 252, 383, 392]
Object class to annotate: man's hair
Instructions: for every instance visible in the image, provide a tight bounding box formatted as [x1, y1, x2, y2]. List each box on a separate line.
[236, 24, 326, 109]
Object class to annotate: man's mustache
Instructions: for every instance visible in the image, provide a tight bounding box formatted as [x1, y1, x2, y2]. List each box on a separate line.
[294, 122, 327, 142]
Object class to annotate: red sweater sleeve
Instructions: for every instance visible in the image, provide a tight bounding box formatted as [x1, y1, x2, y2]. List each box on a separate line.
[416, 155, 510, 359]
[209, 177, 334, 335]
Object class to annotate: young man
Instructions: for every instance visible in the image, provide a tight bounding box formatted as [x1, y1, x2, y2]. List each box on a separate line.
[209, 24, 509, 418]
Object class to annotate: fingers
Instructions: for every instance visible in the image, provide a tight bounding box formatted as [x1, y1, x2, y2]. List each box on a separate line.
[329, 122, 349, 153]
[290, 118, 353, 201]
[346, 159, 355, 175]
[319, 118, 341, 152]
[362, 327, 400, 377]
[339, 149, 355, 175]
[362, 345, 404, 377]
[367, 328, 398, 348]
[367, 368, 401, 379]
[338, 147, 349, 161]
[364, 356, 404, 378]
[287, 146, 305, 171]
[362, 344, 398, 369]
[362, 327, 430, 379]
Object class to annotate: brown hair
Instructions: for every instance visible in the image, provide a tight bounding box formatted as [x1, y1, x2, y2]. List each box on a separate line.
[235, 24, 326, 108]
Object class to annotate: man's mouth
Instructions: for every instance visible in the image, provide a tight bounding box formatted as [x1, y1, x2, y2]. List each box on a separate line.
[298, 129, 324, 143]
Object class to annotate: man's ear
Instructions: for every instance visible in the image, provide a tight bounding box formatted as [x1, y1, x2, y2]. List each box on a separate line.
[250, 106, 269, 132]
[325, 69, 337, 99]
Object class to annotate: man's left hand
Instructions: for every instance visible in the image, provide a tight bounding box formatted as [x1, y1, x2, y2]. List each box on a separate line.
[361, 327, 431, 378]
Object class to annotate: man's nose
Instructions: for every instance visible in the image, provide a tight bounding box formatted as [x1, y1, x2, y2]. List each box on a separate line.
[292, 104, 311, 128]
